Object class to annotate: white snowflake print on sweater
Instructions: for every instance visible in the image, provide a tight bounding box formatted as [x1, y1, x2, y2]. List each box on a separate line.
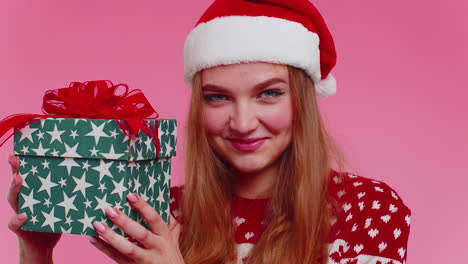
[169, 171, 411, 263]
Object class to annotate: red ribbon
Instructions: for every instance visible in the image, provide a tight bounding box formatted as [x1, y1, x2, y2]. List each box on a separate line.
[0, 80, 161, 156]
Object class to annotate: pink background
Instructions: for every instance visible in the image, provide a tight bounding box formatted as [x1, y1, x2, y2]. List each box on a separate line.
[0, 0, 467, 263]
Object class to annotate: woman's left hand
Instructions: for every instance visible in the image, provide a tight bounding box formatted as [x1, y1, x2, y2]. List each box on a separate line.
[89, 192, 184, 264]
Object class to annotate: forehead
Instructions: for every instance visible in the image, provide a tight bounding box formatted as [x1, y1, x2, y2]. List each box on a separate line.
[201, 62, 289, 89]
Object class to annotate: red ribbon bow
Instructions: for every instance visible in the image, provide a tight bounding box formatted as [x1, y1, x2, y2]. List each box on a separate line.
[0, 80, 161, 155]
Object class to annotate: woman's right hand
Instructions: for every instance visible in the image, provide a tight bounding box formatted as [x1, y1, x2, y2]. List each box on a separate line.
[7, 155, 61, 264]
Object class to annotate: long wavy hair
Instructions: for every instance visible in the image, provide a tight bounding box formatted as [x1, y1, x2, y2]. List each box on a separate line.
[179, 66, 346, 263]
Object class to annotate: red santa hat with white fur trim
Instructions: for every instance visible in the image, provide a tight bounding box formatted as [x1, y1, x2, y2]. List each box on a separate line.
[183, 0, 337, 98]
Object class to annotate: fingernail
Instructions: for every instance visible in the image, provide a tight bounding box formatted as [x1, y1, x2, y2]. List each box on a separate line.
[93, 222, 106, 233]
[87, 236, 97, 244]
[17, 213, 27, 221]
[105, 207, 118, 218]
[126, 193, 139, 203]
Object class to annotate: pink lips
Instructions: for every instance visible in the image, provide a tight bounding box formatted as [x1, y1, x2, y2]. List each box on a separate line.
[228, 137, 267, 152]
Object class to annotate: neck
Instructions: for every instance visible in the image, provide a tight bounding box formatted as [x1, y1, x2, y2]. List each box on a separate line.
[233, 164, 277, 199]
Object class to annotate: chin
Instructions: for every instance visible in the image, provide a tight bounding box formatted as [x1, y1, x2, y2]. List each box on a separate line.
[228, 156, 273, 174]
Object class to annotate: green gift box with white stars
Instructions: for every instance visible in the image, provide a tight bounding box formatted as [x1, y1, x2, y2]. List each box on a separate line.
[13, 117, 177, 236]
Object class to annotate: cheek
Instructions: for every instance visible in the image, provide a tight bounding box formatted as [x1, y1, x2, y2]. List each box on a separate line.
[260, 101, 293, 134]
[203, 107, 229, 135]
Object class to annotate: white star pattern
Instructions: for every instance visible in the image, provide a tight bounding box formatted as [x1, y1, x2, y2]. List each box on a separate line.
[44, 197, 52, 207]
[58, 157, 80, 175]
[144, 137, 153, 153]
[62, 142, 80, 157]
[109, 129, 119, 139]
[83, 199, 92, 208]
[148, 172, 158, 192]
[89, 146, 99, 156]
[41, 159, 50, 169]
[47, 124, 65, 144]
[19, 126, 38, 143]
[29, 165, 38, 175]
[85, 122, 109, 145]
[50, 149, 60, 156]
[36, 131, 45, 140]
[92, 160, 113, 182]
[69, 129, 79, 140]
[58, 178, 67, 187]
[81, 160, 91, 171]
[140, 189, 149, 202]
[31, 142, 49, 156]
[95, 194, 112, 213]
[41, 207, 61, 231]
[20, 159, 27, 168]
[14, 118, 178, 237]
[111, 178, 128, 199]
[127, 161, 136, 174]
[171, 124, 177, 137]
[57, 193, 78, 216]
[98, 182, 107, 192]
[164, 141, 173, 156]
[60, 226, 73, 234]
[20, 189, 40, 214]
[30, 215, 38, 225]
[136, 148, 144, 160]
[38, 172, 58, 197]
[65, 216, 73, 226]
[70, 130, 79, 140]
[20, 172, 30, 189]
[20, 145, 29, 154]
[133, 176, 142, 192]
[116, 162, 126, 173]
[100, 145, 126, 160]
[73, 118, 87, 126]
[157, 123, 164, 140]
[156, 187, 165, 208]
[72, 172, 93, 198]
[77, 211, 96, 233]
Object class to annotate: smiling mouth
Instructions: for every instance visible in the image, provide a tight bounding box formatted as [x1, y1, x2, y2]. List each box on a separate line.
[227, 138, 267, 152]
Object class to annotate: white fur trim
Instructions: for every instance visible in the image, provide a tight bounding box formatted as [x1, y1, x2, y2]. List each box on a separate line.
[183, 16, 336, 97]
[316, 74, 336, 97]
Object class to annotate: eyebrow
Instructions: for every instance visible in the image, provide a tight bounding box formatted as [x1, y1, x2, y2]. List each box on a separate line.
[202, 77, 288, 92]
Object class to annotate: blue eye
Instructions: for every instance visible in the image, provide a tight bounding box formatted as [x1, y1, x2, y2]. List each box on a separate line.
[258, 89, 285, 99]
[204, 94, 228, 102]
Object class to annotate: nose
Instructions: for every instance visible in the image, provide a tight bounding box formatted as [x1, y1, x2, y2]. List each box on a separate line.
[229, 101, 258, 136]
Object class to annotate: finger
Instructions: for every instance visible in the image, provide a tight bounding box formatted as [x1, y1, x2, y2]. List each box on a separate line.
[169, 213, 181, 247]
[7, 173, 22, 212]
[105, 207, 158, 248]
[88, 236, 132, 263]
[7, 213, 27, 234]
[8, 155, 19, 175]
[127, 193, 168, 236]
[93, 221, 145, 262]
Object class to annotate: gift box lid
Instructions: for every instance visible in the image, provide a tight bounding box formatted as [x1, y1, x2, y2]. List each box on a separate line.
[14, 118, 176, 160]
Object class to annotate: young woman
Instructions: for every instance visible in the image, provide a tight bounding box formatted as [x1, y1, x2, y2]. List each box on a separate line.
[7, 0, 411, 263]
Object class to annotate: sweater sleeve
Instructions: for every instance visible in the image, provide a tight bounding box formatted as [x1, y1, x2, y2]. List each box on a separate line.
[327, 174, 411, 264]
[169, 185, 183, 222]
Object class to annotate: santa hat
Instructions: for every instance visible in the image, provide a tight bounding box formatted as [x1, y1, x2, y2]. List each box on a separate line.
[183, 0, 337, 98]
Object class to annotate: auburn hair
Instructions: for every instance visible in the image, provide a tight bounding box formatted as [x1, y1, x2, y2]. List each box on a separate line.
[179, 66, 346, 263]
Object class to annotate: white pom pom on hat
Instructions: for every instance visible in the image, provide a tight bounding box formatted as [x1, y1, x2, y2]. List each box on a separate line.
[183, 0, 338, 98]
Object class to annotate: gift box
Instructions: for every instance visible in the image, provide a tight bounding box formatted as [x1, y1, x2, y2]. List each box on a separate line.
[13, 117, 177, 236]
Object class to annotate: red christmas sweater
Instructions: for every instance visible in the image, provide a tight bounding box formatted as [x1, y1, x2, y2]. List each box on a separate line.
[169, 171, 411, 264]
